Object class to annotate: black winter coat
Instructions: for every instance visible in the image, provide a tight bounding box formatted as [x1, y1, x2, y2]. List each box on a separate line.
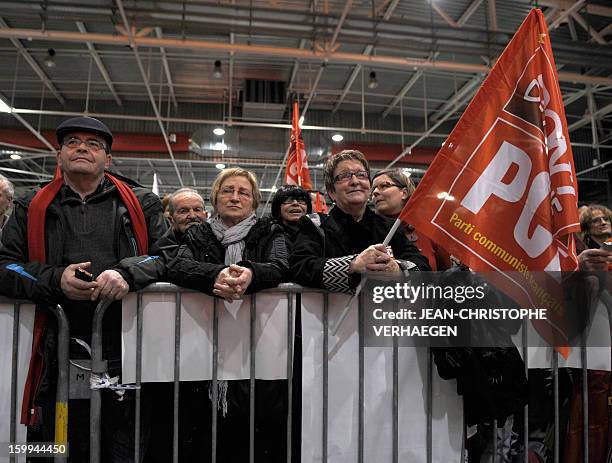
[0, 175, 167, 305]
[117, 216, 288, 296]
[290, 206, 430, 293]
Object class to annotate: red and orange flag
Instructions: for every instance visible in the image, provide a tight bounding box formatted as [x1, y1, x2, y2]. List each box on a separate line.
[399, 9, 580, 356]
[285, 100, 328, 212]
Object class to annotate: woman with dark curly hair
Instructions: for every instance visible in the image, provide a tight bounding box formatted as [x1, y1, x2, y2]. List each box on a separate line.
[271, 184, 312, 242]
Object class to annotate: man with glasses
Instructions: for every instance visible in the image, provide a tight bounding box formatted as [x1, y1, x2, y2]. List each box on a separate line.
[0, 116, 167, 461]
[167, 187, 208, 239]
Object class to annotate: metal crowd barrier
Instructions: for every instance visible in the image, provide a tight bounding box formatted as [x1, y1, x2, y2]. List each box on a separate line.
[1, 283, 609, 463]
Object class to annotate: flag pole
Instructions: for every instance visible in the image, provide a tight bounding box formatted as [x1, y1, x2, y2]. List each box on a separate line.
[330, 217, 402, 337]
[259, 144, 292, 218]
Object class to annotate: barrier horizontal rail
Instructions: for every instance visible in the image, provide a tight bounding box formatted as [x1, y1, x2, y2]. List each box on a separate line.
[1, 283, 608, 463]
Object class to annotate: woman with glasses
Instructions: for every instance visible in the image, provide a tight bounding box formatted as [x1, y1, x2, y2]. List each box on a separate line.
[170, 167, 289, 461]
[117, 167, 288, 462]
[290, 150, 429, 293]
[371, 168, 448, 271]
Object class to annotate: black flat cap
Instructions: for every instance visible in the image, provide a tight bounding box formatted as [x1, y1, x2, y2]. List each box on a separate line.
[56, 116, 113, 151]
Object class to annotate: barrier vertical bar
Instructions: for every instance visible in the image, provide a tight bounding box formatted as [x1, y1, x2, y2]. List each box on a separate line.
[322, 293, 329, 463]
[492, 419, 498, 463]
[211, 298, 219, 463]
[172, 291, 182, 463]
[522, 322, 529, 463]
[134, 292, 144, 463]
[581, 340, 588, 463]
[286, 291, 294, 463]
[9, 302, 20, 463]
[358, 292, 364, 463]
[249, 295, 256, 463]
[427, 348, 432, 463]
[90, 300, 111, 463]
[392, 304, 398, 463]
[52, 304, 69, 463]
[553, 352, 559, 463]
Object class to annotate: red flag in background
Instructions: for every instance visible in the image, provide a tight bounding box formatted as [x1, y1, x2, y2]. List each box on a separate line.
[285, 100, 313, 190]
[399, 9, 580, 355]
[313, 191, 328, 214]
[285, 100, 328, 212]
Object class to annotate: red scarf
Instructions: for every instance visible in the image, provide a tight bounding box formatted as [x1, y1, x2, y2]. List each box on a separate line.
[21, 172, 148, 425]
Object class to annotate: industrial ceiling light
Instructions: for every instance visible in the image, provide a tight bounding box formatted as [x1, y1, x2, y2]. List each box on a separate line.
[10, 153, 22, 160]
[45, 48, 56, 68]
[331, 134, 344, 142]
[368, 71, 378, 89]
[214, 142, 227, 151]
[213, 127, 225, 136]
[215, 163, 226, 170]
[213, 60, 223, 79]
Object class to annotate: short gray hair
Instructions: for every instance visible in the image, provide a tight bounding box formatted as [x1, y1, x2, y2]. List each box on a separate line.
[0, 174, 14, 198]
[168, 187, 204, 215]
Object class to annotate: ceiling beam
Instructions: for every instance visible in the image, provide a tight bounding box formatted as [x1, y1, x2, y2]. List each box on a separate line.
[76, 21, 122, 106]
[0, 17, 65, 105]
[381, 70, 422, 118]
[381, 51, 438, 118]
[568, 100, 612, 132]
[537, 0, 612, 19]
[0, 92, 56, 153]
[569, 11, 607, 44]
[287, 39, 307, 93]
[457, 0, 485, 28]
[332, 0, 400, 113]
[431, 3, 459, 28]
[486, 0, 498, 31]
[154, 27, 178, 109]
[302, 0, 353, 118]
[12, 106, 449, 138]
[548, 0, 585, 30]
[1, 26, 611, 86]
[228, 32, 235, 123]
[566, 16, 578, 41]
[429, 75, 482, 123]
[0, 166, 52, 178]
[115, 0, 184, 187]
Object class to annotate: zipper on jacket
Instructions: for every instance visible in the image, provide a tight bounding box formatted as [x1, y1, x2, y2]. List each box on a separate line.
[130, 237, 138, 256]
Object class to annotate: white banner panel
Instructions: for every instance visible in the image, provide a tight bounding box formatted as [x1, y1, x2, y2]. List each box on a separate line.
[122, 290, 292, 382]
[0, 303, 34, 463]
[300, 292, 463, 463]
[513, 294, 612, 370]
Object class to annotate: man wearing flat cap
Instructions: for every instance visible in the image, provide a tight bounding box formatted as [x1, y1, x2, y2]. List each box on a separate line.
[0, 116, 167, 461]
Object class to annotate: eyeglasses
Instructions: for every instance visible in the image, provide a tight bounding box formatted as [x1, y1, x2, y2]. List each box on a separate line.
[282, 198, 307, 206]
[589, 216, 611, 225]
[63, 136, 106, 151]
[219, 187, 252, 200]
[333, 170, 369, 184]
[371, 182, 402, 193]
[176, 206, 205, 216]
